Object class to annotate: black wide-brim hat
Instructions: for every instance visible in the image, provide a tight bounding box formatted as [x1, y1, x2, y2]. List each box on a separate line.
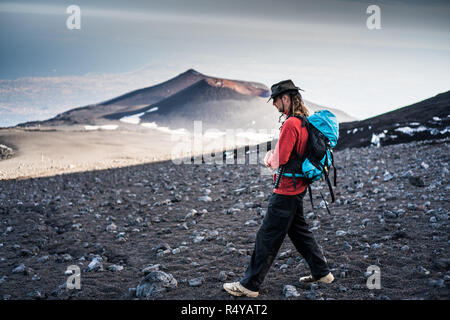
[267, 79, 304, 102]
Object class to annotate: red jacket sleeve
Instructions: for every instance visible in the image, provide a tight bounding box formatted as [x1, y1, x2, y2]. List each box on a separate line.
[268, 118, 298, 169]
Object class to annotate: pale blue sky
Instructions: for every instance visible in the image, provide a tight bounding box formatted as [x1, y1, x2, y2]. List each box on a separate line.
[0, 0, 449, 125]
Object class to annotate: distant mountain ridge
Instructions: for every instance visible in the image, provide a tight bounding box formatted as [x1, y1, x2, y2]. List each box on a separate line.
[16, 69, 357, 129]
[337, 90, 450, 149]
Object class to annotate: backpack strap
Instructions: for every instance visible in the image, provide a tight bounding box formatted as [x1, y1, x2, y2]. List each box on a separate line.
[319, 191, 332, 215]
[329, 148, 337, 187]
[307, 184, 314, 209]
[319, 151, 335, 204]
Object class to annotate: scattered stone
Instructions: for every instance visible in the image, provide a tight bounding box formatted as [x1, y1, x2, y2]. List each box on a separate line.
[283, 285, 300, 298]
[86, 257, 103, 272]
[198, 196, 212, 202]
[106, 223, 117, 232]
[188, 277, 204, 287]
[408, 176, 425, 187]
[37, 255, 49, 263]
[336, 230, 347, 237]
[244, 219, 258, 226]
[420, 162, 429, 170]
[193, 236, 205, 244]
[135, 271, 177, 298]
[416, 266, 430, 275]
[343, 241, 353, 251]
[338, 284, 348, 292]
[108, 265, 124, 272]
[141, 264, 161, 275]
[27, 290, 46, 300]
[218, 271, 228, 282]
[383, 211, 397, 219]
[428, 279, 445, 288]
[12, 264, 27, 274]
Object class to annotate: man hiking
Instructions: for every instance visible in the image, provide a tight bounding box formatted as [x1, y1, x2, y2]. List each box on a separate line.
[223, 80, 334, 298]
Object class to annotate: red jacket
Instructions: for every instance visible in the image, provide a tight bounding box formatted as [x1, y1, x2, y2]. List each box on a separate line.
[267, 116, 309, 195]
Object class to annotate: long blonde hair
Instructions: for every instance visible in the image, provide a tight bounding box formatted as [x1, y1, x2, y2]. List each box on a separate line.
[279, 92, 310, 126]
[290, 93, 310, 117]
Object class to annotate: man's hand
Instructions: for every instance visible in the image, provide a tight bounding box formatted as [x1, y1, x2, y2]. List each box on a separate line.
[264, 150, 274, 168]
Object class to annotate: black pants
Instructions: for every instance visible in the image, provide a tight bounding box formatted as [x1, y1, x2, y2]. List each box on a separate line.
[240, 191, 330, 292]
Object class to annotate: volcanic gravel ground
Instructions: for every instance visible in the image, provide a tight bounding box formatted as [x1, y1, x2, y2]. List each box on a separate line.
[0, 139, 449, 300]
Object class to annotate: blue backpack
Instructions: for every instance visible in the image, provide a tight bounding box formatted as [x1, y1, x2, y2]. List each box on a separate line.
[274, 110, 339, 213]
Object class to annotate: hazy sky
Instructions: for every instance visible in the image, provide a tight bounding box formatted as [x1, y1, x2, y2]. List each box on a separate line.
[0, 0, 449, 123]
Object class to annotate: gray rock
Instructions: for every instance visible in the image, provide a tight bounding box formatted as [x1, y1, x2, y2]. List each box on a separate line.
[338, 284, 348, 292]
[371, 243, 383, 250]
[383, 172, 393, 182]
[428, 279, 445, 288]
[141, 264, 161, 275]
[106, 222, 117, 233]
[136, 271, 177, 298]
[28, 290, 46, 300]
[244, 220, 258, 226]
[408, 176, 425, 187]
[0, 275, 7, 284]
[86, 257, 103, 272]
[108, 265, 124, 272]
[420, 161, 429, 169]
[188, 277, 204, 287]
[184, 209, 197, 220]
[400, 245, 409, 251]
[198, 196, 212, 202]
[336, 230, 347, 236]
[218, 271, 227, 282]
[37, 255, 49, 263]
[283, 285, 300, 298]
[305, 212, 315, 219]
[305, 290, 316, 300]
[343, 241, 353, 251]
[416, 266, 430, 275]
[12, 263, 26, 274]
[193, 235, 205, 244]
[383, 211, 397, 219]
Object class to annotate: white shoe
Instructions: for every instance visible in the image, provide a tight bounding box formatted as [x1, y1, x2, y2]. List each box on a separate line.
[299, 272, 334, 284]
[223, 282, 259, 298]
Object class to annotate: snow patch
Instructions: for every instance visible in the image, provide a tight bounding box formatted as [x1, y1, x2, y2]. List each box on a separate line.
[395, 126, 427, 136]
[84, 125, 118, 131]
[371, 132, 385, 147]
[146, 107, 158, 113]
[141, 122, 188, 135]
[119, 112, 145, 124]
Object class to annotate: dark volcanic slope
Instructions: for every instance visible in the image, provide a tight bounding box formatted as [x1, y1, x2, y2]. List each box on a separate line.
[337, 91, 450, 150]
[0, 139, 448, 300]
